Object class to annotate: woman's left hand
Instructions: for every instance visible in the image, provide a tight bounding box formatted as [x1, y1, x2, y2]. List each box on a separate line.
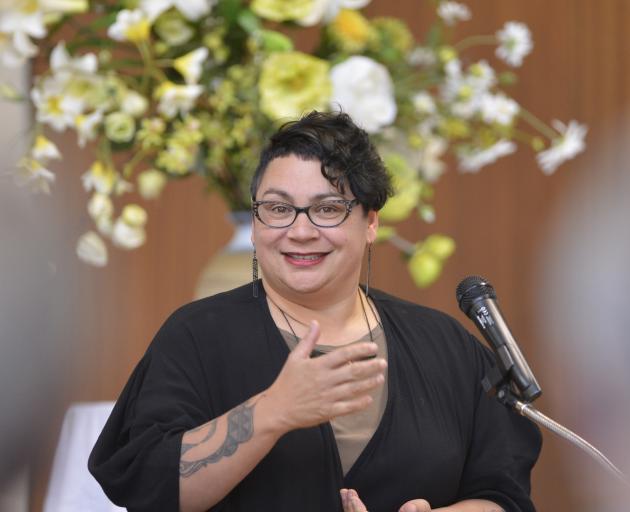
[340, 488, 431, 512]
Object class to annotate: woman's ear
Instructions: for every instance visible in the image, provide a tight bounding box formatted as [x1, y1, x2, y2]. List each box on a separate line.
[366, 210, 379, 244]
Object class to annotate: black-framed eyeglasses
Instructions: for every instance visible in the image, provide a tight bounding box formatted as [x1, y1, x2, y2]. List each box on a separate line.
[252, 199, 360, 228]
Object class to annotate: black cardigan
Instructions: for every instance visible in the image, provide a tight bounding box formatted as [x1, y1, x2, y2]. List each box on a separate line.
[89, 282, 541, 512]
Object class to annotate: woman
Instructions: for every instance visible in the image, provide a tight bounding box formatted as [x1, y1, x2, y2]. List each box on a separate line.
[89, 111, 541, 512]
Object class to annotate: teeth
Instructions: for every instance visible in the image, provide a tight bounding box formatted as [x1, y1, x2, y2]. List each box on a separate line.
[289, 254, 321, 260]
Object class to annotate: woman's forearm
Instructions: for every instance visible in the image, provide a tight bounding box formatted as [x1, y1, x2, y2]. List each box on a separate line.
[179, 391, 285, 512]
[435, 499, 504, 512]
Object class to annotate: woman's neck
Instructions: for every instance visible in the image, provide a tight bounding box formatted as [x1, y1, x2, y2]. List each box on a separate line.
[263, 280, 377, 346]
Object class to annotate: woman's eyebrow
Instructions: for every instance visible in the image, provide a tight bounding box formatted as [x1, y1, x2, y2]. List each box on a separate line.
[261, 189, 345, 202]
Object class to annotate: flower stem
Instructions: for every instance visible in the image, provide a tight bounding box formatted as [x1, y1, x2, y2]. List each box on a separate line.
[453, 35, 497, 52]
[388, 234, 416, 256]
[122, 149, 148, 179]
[518, 108, 557, 140]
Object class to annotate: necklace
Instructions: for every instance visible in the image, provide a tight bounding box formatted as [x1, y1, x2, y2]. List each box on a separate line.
[267, 289, 381, 343]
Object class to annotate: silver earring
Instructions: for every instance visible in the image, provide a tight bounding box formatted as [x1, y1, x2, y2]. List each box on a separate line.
[365, 243, 372, 298]
[252, 248, 259, 298]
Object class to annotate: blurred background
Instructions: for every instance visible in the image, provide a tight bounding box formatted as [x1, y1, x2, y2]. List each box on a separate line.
[2, 0, 630, 510]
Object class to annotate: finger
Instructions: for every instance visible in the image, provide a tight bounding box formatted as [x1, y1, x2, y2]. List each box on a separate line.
[399, 499, 432, 512]
[349, 489, 368, 512]
[331, 357, 387, 385]
[340, 489, 349, 510]
[292, 320, 320, 359]
[321, 341, 379, 368]
[329, 394, 374, 418]
[330, 373, 385, 401]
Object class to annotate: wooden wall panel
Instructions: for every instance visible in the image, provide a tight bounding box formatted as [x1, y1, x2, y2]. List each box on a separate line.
[26, 1, 630, 510]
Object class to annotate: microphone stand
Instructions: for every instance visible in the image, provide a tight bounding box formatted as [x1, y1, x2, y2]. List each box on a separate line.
[483, 366, 628, 485]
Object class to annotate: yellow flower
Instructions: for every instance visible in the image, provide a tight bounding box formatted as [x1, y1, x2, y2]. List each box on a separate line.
[378, 153, 422, 222]
[259, 51, 331, 121]
[107, 9, 150, 43]
[31, 135, 61, 161]
[121, 204, 147, 227]
[156, 141, 195, 175]
[174, 47, 209, 84]
[329, 9, 374, 53]
[408, 249, 442, 288]
[251, 0, 314, 23]
[138, 169, 167, 199]
[81, 160, 117, 194]
[370, 17, 414, 55]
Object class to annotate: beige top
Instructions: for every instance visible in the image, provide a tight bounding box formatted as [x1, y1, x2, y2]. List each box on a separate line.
[280, 325, 388, 475]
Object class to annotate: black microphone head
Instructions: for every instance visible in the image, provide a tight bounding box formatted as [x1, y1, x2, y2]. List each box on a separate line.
[456, 275, 497, 314]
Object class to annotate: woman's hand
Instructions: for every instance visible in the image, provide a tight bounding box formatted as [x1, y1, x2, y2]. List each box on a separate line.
[265, 320, 387, 433]
[340, 488, 431, 512]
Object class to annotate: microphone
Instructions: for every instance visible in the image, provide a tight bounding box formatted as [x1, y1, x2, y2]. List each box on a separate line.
[456, 275, 542, 403]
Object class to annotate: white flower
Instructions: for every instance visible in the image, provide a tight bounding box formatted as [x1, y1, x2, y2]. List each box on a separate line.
[0, 31, 39, 67]
[407, 46, 436, 67]
[537, 120, 587, 175]
[298, 0, 371, 26]
[50, 41, 98, 81]
[31, 135, 61, 161]
[39, 0, 89, 14]
[139, 0, 216, 22]
[107, 9, 150, 43]
[31, 77, 84, 131]
[418, 136, 447, 182]
[0, 7, 46, 39]
[437, 2, 471, 26]
[81, 161, 117, 194]
[75, 109, 103, 147]
[120, 90, 148, 117]
[76, 231, 108, 267]
[14, 157, 56, 194]
[330, 56, 396, 133]
[155, 81, 203, 119]
[480, 93, 519, 125]
[412, 91, 436, 116]
[458, 140, 516, 173]
[111, 206, 147, 249]
[467, 60, 496, 92]
[496, 21, 533, 67]
[87, 193, 114, 221]
[173, 47, 209, 84]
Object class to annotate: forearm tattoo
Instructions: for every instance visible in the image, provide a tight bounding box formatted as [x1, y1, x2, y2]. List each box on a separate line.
[179, 401, 256, 478]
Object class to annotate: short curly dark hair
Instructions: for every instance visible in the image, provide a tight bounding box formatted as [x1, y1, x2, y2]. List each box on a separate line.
[250, 111, 393, 211]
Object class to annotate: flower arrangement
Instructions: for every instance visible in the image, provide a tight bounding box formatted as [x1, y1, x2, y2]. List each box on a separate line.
[1, 0, 587, 286]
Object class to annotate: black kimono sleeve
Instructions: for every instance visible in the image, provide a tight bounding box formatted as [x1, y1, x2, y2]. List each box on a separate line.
[88, 313, 211, 512]
[456, 333, 542, 511]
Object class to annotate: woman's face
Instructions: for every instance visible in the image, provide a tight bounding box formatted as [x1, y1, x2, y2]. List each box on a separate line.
[252, 154, 378, 302]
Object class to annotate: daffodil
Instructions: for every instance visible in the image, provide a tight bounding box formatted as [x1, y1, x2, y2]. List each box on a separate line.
[155, 81, 203, 118]
[31, 135, 61, 161]
[31, 77, 84, 131]
[174, 47, 209, 84]
[259, 51, 331, 121]
[81, 160, 118, 194]
[75, 109, 103, 147]
[108, 9, 150, 43]
[14, 157, 56, 194]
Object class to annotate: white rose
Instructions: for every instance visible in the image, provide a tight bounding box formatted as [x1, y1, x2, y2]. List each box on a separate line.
[330, 56, 396, 133]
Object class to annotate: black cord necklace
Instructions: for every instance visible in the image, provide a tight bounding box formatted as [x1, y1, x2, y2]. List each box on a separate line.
[267, 289, 380, 343]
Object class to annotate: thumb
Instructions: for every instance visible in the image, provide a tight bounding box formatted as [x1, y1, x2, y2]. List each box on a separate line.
[399, 499, 431, 512]
[292, 320, 320, 359]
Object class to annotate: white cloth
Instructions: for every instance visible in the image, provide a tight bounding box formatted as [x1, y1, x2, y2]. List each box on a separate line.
[43, 402, 124, 512]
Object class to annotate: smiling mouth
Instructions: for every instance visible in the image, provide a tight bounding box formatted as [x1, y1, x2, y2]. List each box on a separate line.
[282, 252, 331, 265]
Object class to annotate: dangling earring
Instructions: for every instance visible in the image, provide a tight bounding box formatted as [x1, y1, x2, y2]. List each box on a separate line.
[252, 247, 259, 298]
[365, 243, 372, 298]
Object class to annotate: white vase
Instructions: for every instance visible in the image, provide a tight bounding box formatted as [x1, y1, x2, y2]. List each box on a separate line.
[194, 211, 255, 300]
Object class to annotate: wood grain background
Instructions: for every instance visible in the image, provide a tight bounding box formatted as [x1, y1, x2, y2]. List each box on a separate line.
[23, 1, 630, 509]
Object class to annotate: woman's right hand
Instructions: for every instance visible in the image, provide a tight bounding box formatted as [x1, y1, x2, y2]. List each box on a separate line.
[265, 320, 387, 433]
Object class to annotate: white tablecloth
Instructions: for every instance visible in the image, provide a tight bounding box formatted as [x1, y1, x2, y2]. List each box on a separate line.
[43, 402, 125, 512]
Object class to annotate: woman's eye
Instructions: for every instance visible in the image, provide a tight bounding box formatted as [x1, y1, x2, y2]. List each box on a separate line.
[271, 204, 290, 213]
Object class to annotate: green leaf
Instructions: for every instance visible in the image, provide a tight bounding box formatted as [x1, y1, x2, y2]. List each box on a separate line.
[237, 8, 261, 33]
[376, 226, 397, 243]
[408, 250, 443, 288]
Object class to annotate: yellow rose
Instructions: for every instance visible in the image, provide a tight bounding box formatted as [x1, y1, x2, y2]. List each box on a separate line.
[259, 51, 331, 121]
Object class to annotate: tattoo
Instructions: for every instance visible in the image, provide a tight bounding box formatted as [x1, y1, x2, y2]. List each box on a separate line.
[179, 401, 256, 478]
[180, 419, 218, 456]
